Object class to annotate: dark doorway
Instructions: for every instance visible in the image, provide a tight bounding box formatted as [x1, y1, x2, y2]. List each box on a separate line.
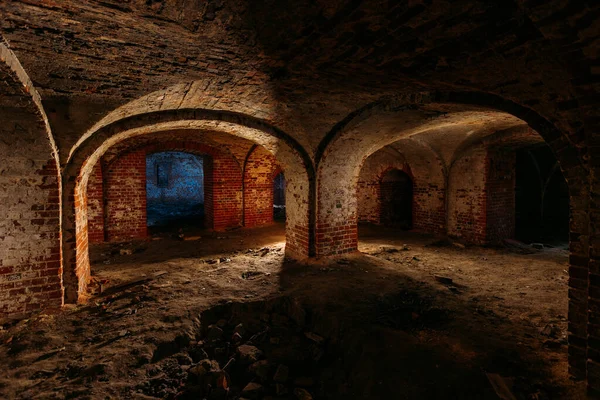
[515, 145, 569, 244]
[380, 169, 413, 229]
[146, 152, 205, 231]
[273, 172, 286, 221]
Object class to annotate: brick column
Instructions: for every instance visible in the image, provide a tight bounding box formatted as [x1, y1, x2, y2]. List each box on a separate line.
[105, 149, 148, 241]
[207, 153, 243, 231]
[244, 146, 280, 227]
[87, 162, 105, 243]
[486, 148, 516, 243]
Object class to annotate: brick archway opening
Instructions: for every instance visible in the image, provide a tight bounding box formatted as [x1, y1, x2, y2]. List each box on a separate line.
[146, 151, 206, 233]
[315, 91, 588, 380]
[64, 117, 313, 306]
[515, 145, 569, 245]
[380, 169, 413, 229]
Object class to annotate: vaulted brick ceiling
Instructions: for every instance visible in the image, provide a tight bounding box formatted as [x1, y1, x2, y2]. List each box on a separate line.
[1, 0, 596, 162]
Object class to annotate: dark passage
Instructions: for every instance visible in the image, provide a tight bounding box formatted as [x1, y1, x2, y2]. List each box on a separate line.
[380, 169, 413, 229]
[515, 145, 569, 244]
[146, 152, 205, 230]
[273, 172, 286, 221]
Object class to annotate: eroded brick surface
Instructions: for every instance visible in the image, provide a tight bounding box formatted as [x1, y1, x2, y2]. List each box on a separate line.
[244, 146, 281, 227]
[0, 45, 62, 317]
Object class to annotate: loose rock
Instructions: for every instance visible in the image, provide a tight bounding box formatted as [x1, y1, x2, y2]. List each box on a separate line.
[294, 387, 313, 400]
[237, 345, 263, 363]
[273, 364, 289, 383]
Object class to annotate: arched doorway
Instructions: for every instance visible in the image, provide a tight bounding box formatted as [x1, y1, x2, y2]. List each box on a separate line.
[515, 145, 569, 245]
[146, 151, 205, 231]
[380, 169, 413, 229]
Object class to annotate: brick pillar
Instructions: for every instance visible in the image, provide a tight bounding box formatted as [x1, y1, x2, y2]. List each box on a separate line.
[586, 163, 600, 393]
[244, 146, 279, 227]
[105, 149, 148, 241]
[412, 180, 446, 234]
[557, 161, 589, 383]
[205, 153, 242, 231]
[486, 148, 516, 243]
[448, 147, 488, 244]
[315, 179, 359, 256]
[87, 162, 105, 243]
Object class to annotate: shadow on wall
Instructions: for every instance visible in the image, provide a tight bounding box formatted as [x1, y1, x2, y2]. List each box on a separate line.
[273, 172, 286, 221]
[146, 151, 205, 228]
[515, 145, 569, 244]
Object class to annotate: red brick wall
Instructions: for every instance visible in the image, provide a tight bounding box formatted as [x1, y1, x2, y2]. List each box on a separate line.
[244, 146, 280, 227]
[204, 157, 215, 229]
[0, 160, 62, 316]
[105, 149, 148, 241]
[448, 147, 487, 244]
[413, 181, 446, 234]
[486, 148, 516, 243]
[209, 151, 243, 231]
[87, 162, 105, 243]
[0, 86, 62, 316]
[357, 180, 381, 223]
[357, 148, 446, 234]
[448, 147, 516, 244]
[99, 142, 242, 237]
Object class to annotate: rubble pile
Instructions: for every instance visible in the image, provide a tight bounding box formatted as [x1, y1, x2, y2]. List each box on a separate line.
[137, 298, 330, 399]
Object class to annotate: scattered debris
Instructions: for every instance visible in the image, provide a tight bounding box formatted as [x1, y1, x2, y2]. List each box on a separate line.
[294, 387, 313, 400]
[304, 332, 324, 345]
[184, 236, 202, 241]
[259, 248, 270, 257]
[502, 239, 536, 254]
[242, 271, 262, 280]
[237, 345, 263, 363]
[381, 246, 399, 253]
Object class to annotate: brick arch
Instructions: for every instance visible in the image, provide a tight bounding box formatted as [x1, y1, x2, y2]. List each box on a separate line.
[316, 90, 583, 168]
[0, 43, 62, 317]
[87, 140, 244, 243]
[445, 127, 549, 246]
[377, 165, 414, 184]
[378, 168, 414, 229]
[63, 114, 314, 306]
[315, 90, 585, 252]
[315, 90, 589, 380]
[357, 140, 447, 234]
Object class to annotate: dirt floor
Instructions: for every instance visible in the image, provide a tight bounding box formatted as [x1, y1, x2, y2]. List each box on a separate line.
[0, 223, 587, 399]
